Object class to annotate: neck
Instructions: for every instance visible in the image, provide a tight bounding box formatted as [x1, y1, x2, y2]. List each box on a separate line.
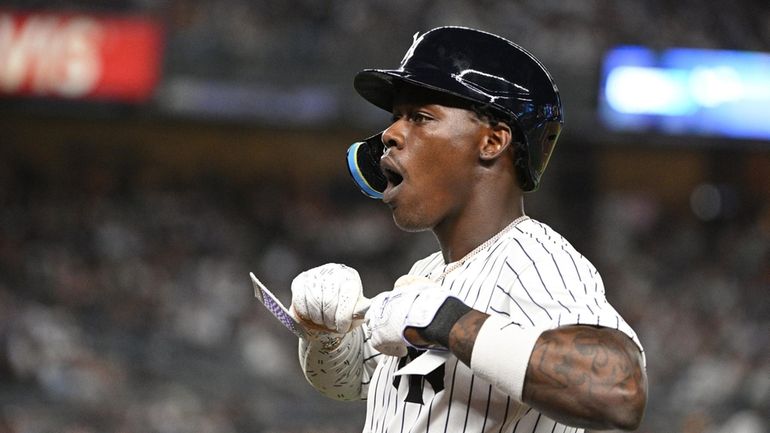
[434, 195, 525, 263]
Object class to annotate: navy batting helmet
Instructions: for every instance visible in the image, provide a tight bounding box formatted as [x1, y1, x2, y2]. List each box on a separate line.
[346, 26, 563, 198]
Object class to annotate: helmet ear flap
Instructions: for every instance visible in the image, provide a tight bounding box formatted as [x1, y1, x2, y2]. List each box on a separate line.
[520, 120, 562, 192]
[507, 126, 533, 191]
[513, 142, 534, 191]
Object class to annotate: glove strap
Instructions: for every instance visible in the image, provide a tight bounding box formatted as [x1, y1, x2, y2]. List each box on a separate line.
[404, 292, 471, 350]
[416, 297, 472, 349]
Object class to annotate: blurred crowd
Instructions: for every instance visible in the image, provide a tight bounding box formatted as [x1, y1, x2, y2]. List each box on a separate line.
[592, 192, 769, 433]
[6, 0, 768, 83]
[0, 144, 767, 433]
[4, 0, 767, 137]
[0, 149, 423, 433]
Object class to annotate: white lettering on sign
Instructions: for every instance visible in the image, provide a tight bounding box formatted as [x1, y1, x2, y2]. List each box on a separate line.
[0, 14, 103, 97]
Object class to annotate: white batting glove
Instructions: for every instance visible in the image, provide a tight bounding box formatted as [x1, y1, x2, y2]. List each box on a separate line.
[291, 263, 364, 334]
[365, 275, 457, 357]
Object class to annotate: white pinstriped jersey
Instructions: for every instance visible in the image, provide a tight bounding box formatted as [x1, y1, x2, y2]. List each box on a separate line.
[359, 217, 644, 433]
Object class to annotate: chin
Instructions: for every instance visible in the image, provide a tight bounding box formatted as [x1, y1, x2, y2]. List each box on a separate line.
[391, 208, 434, 233]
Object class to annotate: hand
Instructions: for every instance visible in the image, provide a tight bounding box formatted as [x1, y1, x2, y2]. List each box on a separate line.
[291, 263, 364, 334]
[365, 275, 456, 357]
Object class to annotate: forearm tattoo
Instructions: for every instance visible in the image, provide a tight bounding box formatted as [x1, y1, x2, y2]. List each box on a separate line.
[524, 326, 646, 428]
[447, 310, 489, 365]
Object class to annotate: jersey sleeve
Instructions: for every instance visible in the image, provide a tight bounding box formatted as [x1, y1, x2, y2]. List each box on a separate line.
[298, 326, 369, 401]
[510, 248, 645, 365]
[553, 262, 642, 351]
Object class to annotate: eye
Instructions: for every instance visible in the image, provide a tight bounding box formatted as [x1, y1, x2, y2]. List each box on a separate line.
[390, 109, 433, 124]
[409, 111, 432, 123]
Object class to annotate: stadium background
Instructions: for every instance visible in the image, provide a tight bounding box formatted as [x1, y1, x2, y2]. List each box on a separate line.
[0, 1, 768, 432]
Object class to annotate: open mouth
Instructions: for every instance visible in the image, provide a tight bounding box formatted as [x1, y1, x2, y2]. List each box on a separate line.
[379, 158, 404, 203]
[383, 167, 403, 187]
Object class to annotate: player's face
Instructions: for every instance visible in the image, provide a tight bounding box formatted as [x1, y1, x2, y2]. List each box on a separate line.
[379, 90, 487, 232]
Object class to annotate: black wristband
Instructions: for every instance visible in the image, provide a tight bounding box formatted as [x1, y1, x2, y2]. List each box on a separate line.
[418, 297, 472, 349]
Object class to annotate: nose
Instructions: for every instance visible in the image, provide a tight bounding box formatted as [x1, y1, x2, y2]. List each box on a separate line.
[381, 118, 405, 152]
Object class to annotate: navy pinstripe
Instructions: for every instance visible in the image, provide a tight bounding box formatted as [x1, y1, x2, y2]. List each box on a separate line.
[358, 218, 643, 433]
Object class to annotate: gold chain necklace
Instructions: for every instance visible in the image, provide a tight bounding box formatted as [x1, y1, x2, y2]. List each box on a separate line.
[435, 215, 530, 282]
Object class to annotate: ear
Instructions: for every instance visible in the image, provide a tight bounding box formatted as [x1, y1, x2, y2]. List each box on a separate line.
[479, 122, 513, 161]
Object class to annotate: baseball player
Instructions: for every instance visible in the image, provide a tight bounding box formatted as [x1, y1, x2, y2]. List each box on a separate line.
[290, 27, 647, 432]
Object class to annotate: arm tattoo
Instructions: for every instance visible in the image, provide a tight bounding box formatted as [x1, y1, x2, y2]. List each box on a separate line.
[524, 326, 646, 429]
[447, 310, 489, 365]
[530, 328, 637, 397]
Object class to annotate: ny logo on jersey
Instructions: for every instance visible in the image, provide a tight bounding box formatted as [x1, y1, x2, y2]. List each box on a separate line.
[392, 348, 445, 404]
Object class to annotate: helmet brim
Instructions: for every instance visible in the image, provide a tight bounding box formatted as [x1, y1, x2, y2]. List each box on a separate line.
[354, 68, 495, 115]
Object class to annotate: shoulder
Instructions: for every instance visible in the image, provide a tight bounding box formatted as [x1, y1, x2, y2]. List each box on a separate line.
[408, 251, 444, 277]
[505, 218, 599, 275]
[513, 218, 573, 250]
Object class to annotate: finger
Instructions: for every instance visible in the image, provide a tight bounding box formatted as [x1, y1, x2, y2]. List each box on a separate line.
[351, 295, 371, 321]
[323, 266, 362, 333]
[333, 279, 362, 333]
[323, 289, 339, 331]
[291, 305, 339, 333]
[290, 274, 311, 320]
[306, 287, 325, 326]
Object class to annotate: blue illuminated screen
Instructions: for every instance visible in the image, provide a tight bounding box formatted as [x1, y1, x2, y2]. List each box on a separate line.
[599, 46, 770, 141]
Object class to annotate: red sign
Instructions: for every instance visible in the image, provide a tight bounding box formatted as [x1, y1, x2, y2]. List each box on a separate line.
[0, 11, 164, 102]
